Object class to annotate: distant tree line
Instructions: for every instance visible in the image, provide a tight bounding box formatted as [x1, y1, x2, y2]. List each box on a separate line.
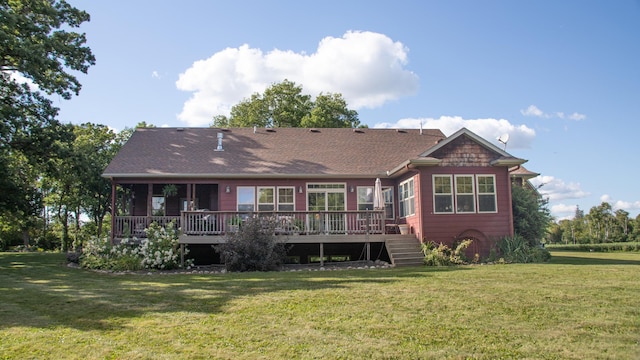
[546, 203, 640, 244]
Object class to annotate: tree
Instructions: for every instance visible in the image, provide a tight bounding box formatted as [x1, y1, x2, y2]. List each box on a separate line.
[511, 185, 551, 246]
[301, 93, 359, 128]
[211, 79, 360, 128]
[1, 0, 95, 223]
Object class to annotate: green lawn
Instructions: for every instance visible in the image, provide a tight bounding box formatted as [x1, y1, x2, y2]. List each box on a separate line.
[1, 251, 638, 359]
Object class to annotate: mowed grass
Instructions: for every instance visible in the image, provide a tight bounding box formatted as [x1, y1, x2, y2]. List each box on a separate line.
[0, 252, 639, 359]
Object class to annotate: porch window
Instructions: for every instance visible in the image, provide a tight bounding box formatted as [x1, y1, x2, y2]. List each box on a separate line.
[398, 179, 415, 218]
[277, 187, 295, 211]
[358, 186, 395, 219]
[258, 187, 275, 211]
[237, 187, 255, 212]
[455, 175, 475, 213]
[383, 188, 394, 219]
[357, 187, 374, 211]
[151, 196, 165, 216]
[477, 175, 497, 212]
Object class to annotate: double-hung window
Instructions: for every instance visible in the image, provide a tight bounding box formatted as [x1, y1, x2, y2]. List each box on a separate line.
[257, 187, 275, 211]
[398, 179, 415, 218]
[433, 175, 453, 213]
[433, 174, 499, 214]
[277, 187, 295, 211]
[477, 175, 497, 212]
[455, 175, 475, 213]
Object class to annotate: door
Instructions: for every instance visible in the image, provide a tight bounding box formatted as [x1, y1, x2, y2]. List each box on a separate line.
[307, 184, 346, 234]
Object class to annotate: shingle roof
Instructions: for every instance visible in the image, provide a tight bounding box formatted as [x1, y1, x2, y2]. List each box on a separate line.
[103, 127, 447, 178]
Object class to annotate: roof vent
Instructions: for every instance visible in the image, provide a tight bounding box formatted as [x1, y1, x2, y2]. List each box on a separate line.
[353, 128, 364, 133]
[396, 129, 406, 133]
[176, 127, 184, 132]
[266, 128, 276, 132]
[309, 128, 320, 133]
[215, 132, 224, 151]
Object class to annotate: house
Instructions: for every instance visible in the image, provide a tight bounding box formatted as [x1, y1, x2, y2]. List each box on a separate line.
[102, 127, 530, 265]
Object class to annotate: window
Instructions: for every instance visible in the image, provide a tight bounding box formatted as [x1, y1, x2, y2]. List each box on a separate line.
[433, 174, 499, 214]
[383, 188, 394, 219]
[151, 196, 165, 216]
[455, 175, 475, 213]
[357, 187, 374, 211]
[257, 187, 275, 211]
[477, 175, 497, 212]
[237, 187, 255, 212]
[277, 187, 295, 211]
[433, 175, 453, 213]
[357, 186, 395, 219]
[399, 179, 415, 217]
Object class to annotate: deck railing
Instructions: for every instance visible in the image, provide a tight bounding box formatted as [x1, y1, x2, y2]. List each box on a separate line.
[181, 210, 385, 236]
[113, 211, 385, 238]
[112, 216, 180, 238]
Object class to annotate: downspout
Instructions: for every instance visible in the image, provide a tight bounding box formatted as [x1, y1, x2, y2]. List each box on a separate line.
[110, 179, 116, 244]
[507, 172, 515, 237]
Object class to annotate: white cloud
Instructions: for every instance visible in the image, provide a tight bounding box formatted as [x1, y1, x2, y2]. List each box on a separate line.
[176, 31, 419, 126]
[520, 104, 586, 121]
[373, 116, 536, 149]
[152, 71, 160, 79]
[520, 105, 547, 118]
[600, 194, 640, 214]
[568, 112, 586, 121]
[530, 175, 590, 201]
[550, 203, 581, 220]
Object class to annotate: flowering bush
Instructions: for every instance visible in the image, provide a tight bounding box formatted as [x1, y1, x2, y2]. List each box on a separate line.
[80, 221, 192, 271]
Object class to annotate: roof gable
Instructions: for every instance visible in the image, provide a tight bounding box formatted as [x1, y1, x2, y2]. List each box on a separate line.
[420, 128, 526, 167]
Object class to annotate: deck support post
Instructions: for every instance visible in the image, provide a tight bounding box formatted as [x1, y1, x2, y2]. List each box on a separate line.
[320, 243, 324, 267]
[180, 244, 185, 268]
[366, 242, 370, 261]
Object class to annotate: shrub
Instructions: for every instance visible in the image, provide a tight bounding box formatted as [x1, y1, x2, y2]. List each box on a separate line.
[494, 235, 551, 263]
[214, 217, 288, 272]
[79, 221, 192, 271]
[422, 239, 472, 266]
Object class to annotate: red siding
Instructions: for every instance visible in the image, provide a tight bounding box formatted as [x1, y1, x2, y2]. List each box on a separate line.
[417, 166, 513, 257]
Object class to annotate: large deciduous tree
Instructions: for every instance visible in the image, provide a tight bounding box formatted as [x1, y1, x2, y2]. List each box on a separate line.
[212, 80, 360, 128]
[1, 0, 95, 245]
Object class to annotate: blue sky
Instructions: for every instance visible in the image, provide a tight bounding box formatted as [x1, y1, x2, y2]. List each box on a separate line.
[58, 1, 640, 219]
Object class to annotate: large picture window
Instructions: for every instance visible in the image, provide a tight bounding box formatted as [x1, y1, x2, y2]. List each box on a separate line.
[433, 175, 453, 213]
[399, 179, 415, 218]
[477, 175, 497, 213]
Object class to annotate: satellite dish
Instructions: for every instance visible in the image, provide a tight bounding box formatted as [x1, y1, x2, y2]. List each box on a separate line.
[497, 133, 509, 150]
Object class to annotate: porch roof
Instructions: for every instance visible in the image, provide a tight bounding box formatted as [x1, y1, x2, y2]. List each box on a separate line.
[103, 127, 447, 179]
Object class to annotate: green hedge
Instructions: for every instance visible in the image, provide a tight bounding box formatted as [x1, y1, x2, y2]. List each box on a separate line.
[545, 242, 640, 252]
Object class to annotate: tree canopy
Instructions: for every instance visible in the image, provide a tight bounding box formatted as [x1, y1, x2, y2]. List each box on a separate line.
[0, 0, 94, 215]
[212, 80, 361, 128]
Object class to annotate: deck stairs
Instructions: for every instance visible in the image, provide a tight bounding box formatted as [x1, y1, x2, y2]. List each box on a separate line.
[385, 235, 424, 267]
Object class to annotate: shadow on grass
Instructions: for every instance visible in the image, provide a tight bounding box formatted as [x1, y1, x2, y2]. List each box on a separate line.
[0, 252, 454, 332]
[548, 251, 640, 266]
[549, 255, 640, 266]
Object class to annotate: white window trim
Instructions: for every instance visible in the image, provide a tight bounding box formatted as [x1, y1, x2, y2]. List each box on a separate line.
[277, 186, 296, 211]
[476, 175, 498, 213]
[454, 175, 476, 214]
[237, 186, 255, 212]
[433, 175, 454, 214]
[257, 186, 275, 211]
[399, 178, 415, 218]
